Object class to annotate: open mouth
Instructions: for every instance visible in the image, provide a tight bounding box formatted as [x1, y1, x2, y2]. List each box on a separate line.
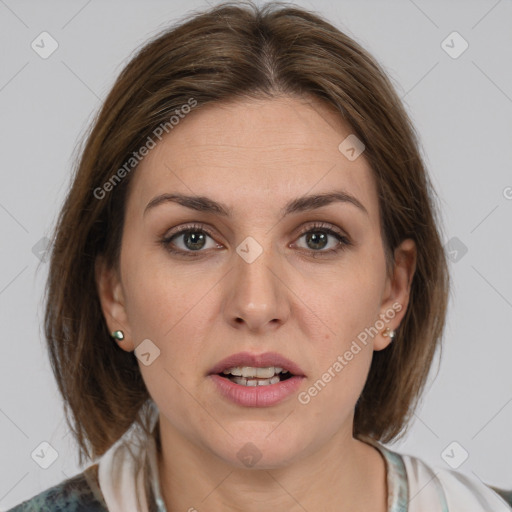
[217, 366, 294, 387]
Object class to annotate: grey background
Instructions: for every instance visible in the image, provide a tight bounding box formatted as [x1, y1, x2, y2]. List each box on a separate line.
[1, 0, 511, 508]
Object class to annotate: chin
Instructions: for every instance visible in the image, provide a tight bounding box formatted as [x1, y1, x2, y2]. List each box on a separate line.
[210, 429, 308, 470]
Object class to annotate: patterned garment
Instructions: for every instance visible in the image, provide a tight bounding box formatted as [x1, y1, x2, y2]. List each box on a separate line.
[362, 436, 512, 511]
[5, 464, 108, 512]
[6, 404, 512, 511]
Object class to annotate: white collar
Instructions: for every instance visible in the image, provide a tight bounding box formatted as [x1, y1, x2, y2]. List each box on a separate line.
[98, 400, 165, 512]
[98, 401, 511, 511]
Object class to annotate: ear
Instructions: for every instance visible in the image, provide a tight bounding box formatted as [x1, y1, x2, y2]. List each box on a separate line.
[95, 255, 134, 352]
[374, 238, 417, 351]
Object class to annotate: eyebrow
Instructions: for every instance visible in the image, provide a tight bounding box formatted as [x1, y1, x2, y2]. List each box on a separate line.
[143, 189, 368, 219]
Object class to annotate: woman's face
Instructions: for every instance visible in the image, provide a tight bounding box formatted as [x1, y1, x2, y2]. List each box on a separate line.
[97, 95, 415, 468]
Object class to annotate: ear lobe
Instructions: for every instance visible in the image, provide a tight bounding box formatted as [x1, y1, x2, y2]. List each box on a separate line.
[95, 255, 132, 349]
[374, 238, 417, 351]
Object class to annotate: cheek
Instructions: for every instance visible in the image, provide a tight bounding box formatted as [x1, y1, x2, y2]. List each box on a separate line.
[299, 272, 380, 419]
[299, 258, 385, 345]
[120, 246, 219, 367]
[294, 244, 386, 409]
[121, 236, 195, 326]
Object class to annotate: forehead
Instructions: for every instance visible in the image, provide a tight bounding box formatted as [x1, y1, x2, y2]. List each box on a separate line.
[127, 95, 379, 220]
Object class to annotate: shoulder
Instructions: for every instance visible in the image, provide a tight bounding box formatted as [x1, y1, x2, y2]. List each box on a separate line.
[6, 464, 109, 512]
[400, 450, 512, 511]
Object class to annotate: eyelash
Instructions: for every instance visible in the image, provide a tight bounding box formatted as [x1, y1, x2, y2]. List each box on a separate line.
[160, 222, 352, 258]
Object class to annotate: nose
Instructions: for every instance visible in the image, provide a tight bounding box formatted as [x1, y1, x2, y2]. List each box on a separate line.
[222, 242, 290, 333]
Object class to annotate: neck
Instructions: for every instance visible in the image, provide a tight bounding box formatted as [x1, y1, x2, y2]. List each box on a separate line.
[155, 417, 387, 512]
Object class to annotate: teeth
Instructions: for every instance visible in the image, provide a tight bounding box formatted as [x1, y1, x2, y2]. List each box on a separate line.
[222, 366, 284, 378]
[231, 375, 281, 386]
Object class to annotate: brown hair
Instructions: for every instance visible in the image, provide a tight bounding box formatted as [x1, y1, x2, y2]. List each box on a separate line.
[44, 0, 449, 466]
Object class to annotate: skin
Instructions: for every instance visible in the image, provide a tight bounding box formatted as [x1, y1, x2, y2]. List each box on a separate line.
[96, 95, 416, 512]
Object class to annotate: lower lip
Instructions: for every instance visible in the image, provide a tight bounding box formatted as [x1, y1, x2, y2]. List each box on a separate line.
[208, 374, 305, 407]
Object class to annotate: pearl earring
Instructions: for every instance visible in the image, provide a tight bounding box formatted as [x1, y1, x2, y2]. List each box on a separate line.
[382, 327, 395, 341]
[110, 330, 124, 341]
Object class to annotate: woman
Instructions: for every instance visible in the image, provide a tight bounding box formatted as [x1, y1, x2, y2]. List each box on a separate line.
[8, 1, 512, 511]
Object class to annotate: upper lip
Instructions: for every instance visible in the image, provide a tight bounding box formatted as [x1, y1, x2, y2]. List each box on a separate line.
[208, 351, 306, 376]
